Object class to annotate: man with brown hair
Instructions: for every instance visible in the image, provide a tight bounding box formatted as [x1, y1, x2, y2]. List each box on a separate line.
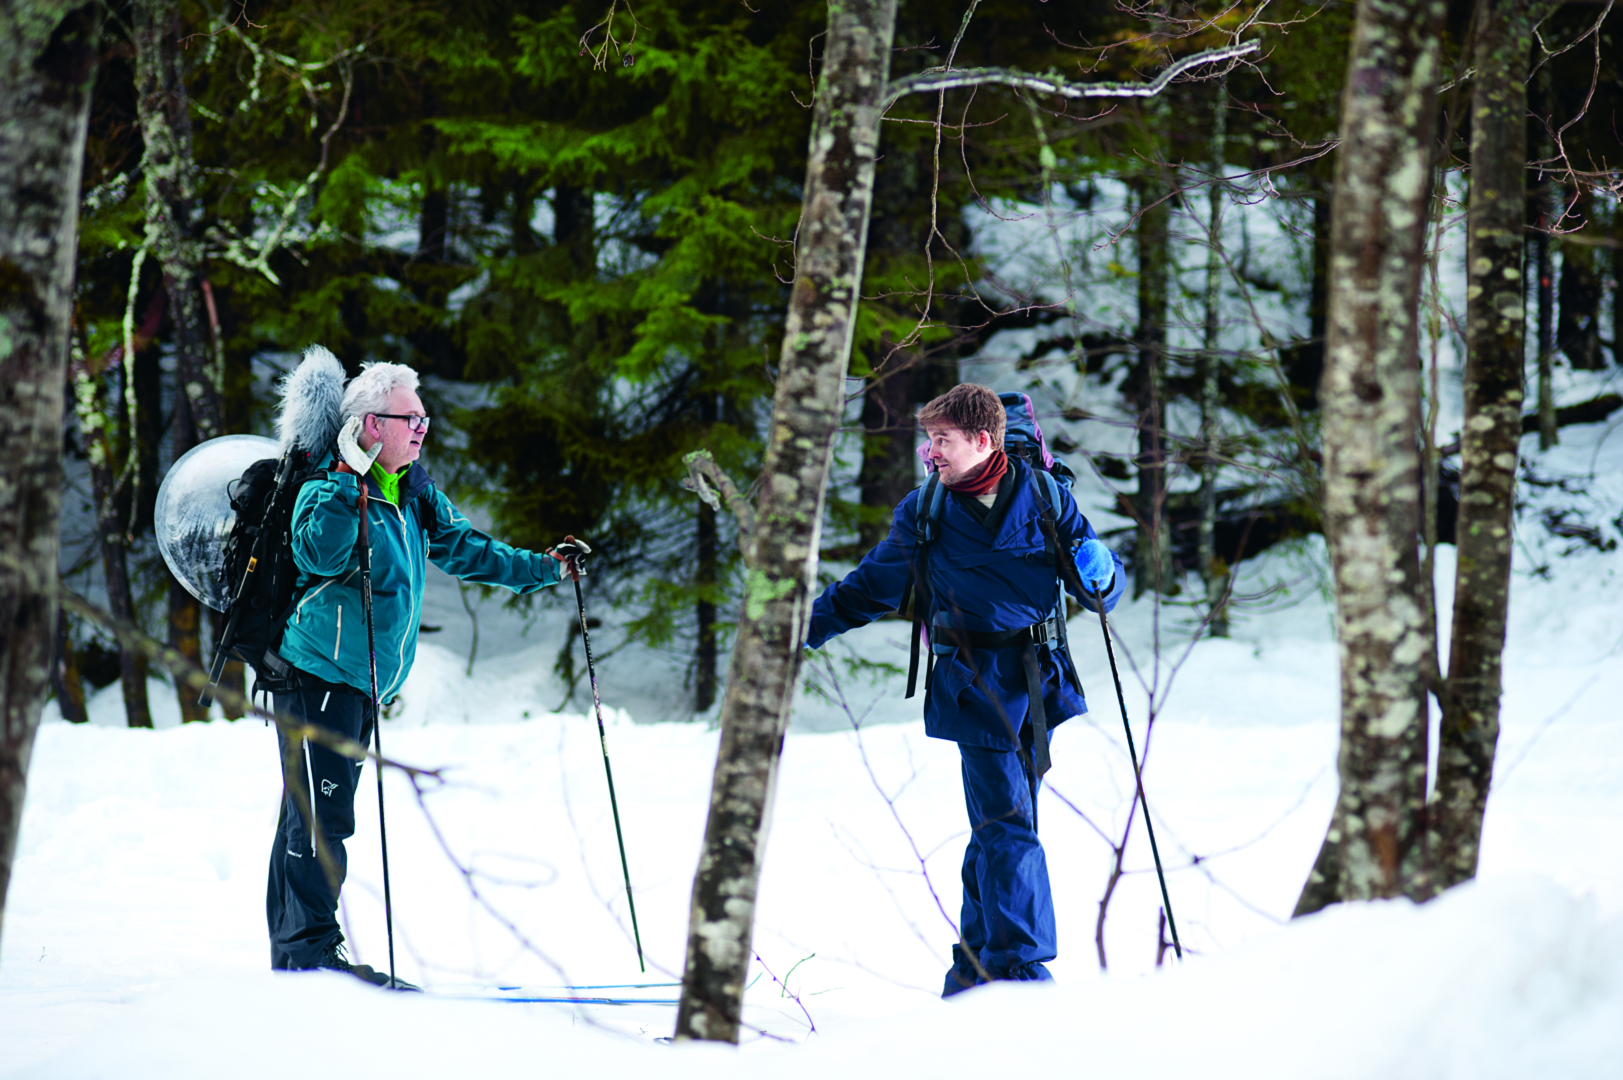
[808, 383, 1124, 994]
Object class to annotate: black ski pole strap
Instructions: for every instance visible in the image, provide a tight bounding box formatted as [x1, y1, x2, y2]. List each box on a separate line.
[1033, 509, 1093, 701]
[902, 573, 922, 700]
[1036, 509, 1089, 605]
[906, 610, 924, 700]
[1020, 642, 1052, 778]
[905, 544, 933, 700]
[908, 623, 921, 698]
[1056, 612, 1085, 698]
[1018, 735, 1040, 835]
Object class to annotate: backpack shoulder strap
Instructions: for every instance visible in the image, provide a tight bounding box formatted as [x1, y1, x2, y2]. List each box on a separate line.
[1037, 468, 1061, 520]
[1029, 467, 1089, 698]
[1032, 467, 1064, 565]
[916, 473, 945, 543]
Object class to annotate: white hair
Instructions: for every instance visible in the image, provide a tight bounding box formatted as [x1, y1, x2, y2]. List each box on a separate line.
[341, 362, 421, 425]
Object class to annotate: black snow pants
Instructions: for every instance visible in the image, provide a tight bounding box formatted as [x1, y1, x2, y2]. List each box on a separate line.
[267, 684, 372, 970]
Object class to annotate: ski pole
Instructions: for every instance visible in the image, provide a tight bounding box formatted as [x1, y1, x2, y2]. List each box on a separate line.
[566, 558, 645, 973]
[1087, 587, 1183, 961]
[356, 478, 400, 989]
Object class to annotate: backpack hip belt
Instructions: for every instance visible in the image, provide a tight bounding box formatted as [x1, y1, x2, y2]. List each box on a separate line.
[928, 616, 1061, 653]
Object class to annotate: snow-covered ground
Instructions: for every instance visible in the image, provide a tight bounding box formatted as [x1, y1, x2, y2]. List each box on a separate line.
[5, 412, 1622, 1077]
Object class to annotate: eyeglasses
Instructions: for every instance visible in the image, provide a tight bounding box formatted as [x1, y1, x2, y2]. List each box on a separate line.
[373, 413, 431, 434]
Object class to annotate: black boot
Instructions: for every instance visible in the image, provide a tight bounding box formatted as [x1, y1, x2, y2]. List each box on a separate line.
[311, 941, 421, 991]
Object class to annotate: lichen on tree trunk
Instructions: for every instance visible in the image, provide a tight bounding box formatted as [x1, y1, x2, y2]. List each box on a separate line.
[0, 0, 102, 960]
[134, 0, 220, 444]
[673, 0, 896, 1044]
[71, 330, 153, 731]
[1296, 0, 1446, 914]
[133, 0, 219, 723]
[1430, 0, 1532, 891]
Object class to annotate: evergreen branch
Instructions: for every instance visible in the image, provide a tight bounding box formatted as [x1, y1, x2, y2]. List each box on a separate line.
[681, 450, 755, 550]
[882, 41, 1259, 109]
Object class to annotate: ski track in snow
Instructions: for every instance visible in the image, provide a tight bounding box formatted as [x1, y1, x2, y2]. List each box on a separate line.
[4, 423, 1622, 1078]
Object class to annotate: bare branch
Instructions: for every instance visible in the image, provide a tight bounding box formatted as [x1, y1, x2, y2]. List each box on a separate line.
[883, 41, 1259, 109]
[681, 449, 756, 548]
[204, 29, 362, 284]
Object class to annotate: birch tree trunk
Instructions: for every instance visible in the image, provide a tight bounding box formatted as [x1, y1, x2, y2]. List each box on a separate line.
[135, 0, 218, 723]
[51, 608, 87, 725]
[1431, 0, 1531, 891]
[1528, 68, 1557, 450]
[674, 0, 896, 1043]
[1130, 171, 1171, 599]
[134, 0, 217, 440]
[72, 336, 153, 730]
[695, 391, 719, 712]
[0, 0, 101, 957]
[1198, 84, 1230, 636]
[1296, 0, 1445, 914]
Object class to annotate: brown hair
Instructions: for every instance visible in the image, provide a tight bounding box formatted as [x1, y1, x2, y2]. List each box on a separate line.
[916, 383, 1005, 449]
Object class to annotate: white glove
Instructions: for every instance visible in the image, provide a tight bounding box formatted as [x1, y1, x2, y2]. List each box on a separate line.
[336, 416, 381, 475]
[548, 535, 592, 579]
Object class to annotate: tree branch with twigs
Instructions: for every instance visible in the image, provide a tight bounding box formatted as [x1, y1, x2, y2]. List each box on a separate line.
[882, 40, 1260, 109]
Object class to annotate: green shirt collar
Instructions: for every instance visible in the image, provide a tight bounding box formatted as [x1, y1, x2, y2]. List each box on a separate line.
[369, 460, 403, 505]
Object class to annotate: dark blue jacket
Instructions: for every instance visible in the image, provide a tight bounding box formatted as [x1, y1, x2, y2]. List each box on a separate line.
[807, 460, 1125, 751]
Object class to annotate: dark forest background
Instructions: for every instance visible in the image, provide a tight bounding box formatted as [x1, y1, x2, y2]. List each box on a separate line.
[55, 0, 1621, 728]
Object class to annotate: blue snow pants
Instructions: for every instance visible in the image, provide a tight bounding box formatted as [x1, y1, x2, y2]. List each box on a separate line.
[946, 743, 1056, 994]
[267, 686, 370, 969]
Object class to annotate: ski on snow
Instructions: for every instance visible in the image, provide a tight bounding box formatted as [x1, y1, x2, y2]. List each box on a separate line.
[442, 974, 763, 1006]
[444, 981, 682, 1006]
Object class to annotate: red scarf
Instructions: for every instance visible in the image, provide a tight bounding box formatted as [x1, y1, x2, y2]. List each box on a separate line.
[944, 448, 1008, 496]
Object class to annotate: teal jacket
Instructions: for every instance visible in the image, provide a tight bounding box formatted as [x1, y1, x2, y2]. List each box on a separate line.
[279, 458, 560, 701]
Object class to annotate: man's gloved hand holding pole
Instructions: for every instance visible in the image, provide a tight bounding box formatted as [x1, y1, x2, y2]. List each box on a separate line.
[1074, 537, 1116, 595]
[549, 535, 592, 580]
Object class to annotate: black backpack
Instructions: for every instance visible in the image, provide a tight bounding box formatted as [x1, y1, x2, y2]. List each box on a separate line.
[200, 447, 323, 706]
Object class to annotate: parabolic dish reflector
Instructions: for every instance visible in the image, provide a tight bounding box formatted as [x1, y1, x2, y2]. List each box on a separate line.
[155, 434, 279, 612]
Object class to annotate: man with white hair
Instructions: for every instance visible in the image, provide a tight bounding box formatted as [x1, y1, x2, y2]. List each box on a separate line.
[267, 360, 587, 987]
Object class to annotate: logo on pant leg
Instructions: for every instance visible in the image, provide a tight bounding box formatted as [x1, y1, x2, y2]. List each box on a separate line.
[321, 779, 338, 797]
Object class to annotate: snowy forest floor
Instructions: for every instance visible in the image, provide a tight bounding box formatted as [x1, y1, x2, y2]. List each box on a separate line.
[3, 424, 1622, 1078]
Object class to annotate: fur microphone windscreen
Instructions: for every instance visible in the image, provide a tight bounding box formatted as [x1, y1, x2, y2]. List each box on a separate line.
[276, 345, 346, 456]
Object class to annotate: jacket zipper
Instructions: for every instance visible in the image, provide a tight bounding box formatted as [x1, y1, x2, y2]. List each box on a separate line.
[333, 605, 343, 660]
[295, 579, 336, 623]
[379, 497, 422, 701]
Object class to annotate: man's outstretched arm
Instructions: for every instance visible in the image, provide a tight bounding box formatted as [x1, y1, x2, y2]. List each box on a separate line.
[806, 492, 920, 649]
[421, 486, 561, 592]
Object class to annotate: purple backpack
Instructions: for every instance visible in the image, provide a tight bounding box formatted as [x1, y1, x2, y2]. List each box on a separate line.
[917, 391, 1074, 488]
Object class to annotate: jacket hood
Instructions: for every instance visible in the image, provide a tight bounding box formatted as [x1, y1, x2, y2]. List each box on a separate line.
[276, 345, 346, 457]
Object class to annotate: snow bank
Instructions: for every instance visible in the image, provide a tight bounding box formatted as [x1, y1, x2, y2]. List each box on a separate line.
[6, 404, 1620, 1079]
[5, 877, 1618, 1079]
